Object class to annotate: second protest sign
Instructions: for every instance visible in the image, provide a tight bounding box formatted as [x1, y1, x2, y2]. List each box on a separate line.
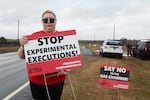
[99, 64, 130, 89]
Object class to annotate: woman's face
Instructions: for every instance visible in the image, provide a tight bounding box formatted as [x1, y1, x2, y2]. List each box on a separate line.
[42, 13, 56, 32]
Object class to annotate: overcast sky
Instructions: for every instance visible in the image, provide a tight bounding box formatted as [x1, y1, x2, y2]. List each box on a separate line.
[0, 0, 150, 40]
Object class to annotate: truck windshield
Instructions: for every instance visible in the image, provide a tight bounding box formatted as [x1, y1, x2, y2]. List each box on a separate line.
[146, 42, 150, 47]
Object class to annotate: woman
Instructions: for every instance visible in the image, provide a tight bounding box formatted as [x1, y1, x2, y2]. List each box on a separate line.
[18, 10, 67, 100]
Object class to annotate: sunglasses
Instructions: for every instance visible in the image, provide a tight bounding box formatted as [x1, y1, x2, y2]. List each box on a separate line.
[42, 18, 55, 23]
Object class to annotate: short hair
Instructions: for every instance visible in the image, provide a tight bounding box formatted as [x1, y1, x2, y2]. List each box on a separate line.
[42, 10, 56, 19]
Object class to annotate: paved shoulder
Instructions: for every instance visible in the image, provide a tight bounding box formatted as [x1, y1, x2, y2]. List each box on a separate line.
[7, 82, 32, 100]
[80, 47, 93, 55]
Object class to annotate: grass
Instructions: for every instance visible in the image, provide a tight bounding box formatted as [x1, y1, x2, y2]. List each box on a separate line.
[61, 42, 150, 100]
[0, 43, 150, 100]
[0, 46, 19, 54]
[62, 55, 150, 100]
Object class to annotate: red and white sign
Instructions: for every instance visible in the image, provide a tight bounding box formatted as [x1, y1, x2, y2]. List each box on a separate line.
[24, 30, 82, 76]
[99, 64, 130, 89]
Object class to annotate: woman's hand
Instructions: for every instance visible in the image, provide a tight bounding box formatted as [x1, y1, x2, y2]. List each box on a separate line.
[18, 36, 28, 59]
[57, 69, 70, 76]
[20, 36, 28, 46]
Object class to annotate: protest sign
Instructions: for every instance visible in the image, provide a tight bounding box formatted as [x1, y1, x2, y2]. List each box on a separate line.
[24, 30, 82, 76]
[99, 64, 130, 89]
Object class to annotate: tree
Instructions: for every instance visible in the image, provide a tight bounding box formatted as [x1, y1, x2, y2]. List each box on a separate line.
[0, 37, 7, 44]
[120, 37, 127, 45]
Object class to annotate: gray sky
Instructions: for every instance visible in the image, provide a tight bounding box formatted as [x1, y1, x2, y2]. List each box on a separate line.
[0, 0, 150, 40]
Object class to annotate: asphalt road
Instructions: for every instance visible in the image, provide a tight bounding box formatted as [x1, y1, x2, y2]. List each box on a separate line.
[0, 47, 94, 99]
[0, 52, 28, 99]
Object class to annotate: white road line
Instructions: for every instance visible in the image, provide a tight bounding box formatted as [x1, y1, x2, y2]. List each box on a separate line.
[2, 81, 29, 100]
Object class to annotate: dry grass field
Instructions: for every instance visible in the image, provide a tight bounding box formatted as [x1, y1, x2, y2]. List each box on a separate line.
[0, 43, 150, 100]
[62, 42, 150, 100]
[62, 55, 150, 100]
[0, 46, 19, 54]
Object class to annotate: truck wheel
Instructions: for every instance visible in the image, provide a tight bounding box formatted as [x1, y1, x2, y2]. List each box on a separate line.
[101, 52, 105, 57]
[119, 54, 123, 59]
[132, 51, 136, 57]
[140, 52, 145, 60]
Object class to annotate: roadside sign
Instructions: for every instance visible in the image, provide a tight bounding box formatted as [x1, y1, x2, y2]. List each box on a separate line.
[99, 64, 130, 89]
[24, 30, 82, 76]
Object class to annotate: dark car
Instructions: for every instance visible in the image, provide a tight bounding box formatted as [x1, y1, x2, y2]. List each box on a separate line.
[132, 39, 150, 59]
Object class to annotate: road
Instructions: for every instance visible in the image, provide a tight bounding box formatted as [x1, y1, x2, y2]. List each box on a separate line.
[0, 52, 28, 99]
[0, 47, 94, 99]
[0, 49, 148, 99]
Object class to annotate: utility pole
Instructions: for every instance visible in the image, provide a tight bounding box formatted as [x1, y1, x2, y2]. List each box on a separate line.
[17, 20, 20, 41]
[113, 24, 115, 40]
[94, 32, 95, 42]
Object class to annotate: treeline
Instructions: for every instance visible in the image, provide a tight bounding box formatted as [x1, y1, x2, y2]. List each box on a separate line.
[79, 40, 103, 45]
[0, 36, 139, 47]
[120, 38, 139, 46]
[0, 37, 19, 46]
[79, 38, 139, 46]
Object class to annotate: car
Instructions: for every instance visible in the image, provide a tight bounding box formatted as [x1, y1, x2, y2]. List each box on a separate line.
[132, 39, 150, 59]
[99, 40, 123, 58]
